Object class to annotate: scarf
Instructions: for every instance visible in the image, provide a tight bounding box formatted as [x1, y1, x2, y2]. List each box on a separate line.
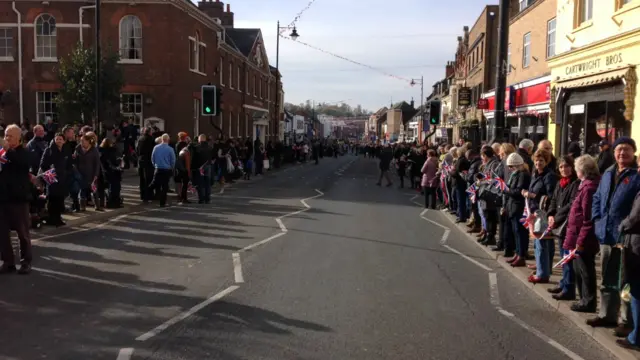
[559, 176, 571, 188]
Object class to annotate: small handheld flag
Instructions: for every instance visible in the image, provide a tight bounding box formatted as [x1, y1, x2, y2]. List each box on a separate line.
[41, 168, 58, 185]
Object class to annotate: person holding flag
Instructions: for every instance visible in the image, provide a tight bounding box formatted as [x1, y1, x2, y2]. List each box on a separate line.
[421, 149, 439, 209]
[503, 153, 531, 268]
[546, 156, 581, 300]
[39, 133, 68, 226]
[563, 155, 601, 313]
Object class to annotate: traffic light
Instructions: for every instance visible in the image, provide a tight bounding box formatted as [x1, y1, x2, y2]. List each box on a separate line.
[429, 100, 441, 125]
[201, 85, 217, 116]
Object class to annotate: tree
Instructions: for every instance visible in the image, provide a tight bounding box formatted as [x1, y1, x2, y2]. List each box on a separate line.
[55, 43, 124, 125]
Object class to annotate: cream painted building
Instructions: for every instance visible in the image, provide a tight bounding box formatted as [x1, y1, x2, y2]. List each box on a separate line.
[548, 0, 640, 155]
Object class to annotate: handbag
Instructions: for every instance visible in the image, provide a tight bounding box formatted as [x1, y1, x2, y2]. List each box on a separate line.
[263, 159, 270, 170]
[550, 220, 567, 237]
[226, 156, 235, 173]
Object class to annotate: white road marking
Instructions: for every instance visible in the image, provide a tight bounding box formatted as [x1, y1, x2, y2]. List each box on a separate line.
[497, 307, 585, 360]
[232, 252, 244, 283]
[219, 187, 225, 194]
[488, 272, 500, 306]
[240, 232, 287, 252]
[135, 285, 239, 341]
[116, 348, 134, 360]
[442, 244, 493, 272]
[275, 218, 287, 232]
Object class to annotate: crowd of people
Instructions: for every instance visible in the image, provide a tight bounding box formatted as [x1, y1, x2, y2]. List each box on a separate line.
[366, 137, 639, 351]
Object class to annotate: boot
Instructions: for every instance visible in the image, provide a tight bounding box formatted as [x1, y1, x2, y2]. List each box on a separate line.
[72, 199, 81, 213]
[94, 193, 104, 211]
[80, 198, 87, 212]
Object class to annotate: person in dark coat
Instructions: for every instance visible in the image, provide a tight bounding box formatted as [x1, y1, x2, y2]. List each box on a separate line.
[591, 137, 640, 328]
[504, 153, 532, 268]
[99, 139, 123, 208]
[376, 144, 394, 187]
[546, 155, 581, 300]
[0, 125, 34, 274]
[39, 133, 69, 226]
[565, 155, 601, 313]
[597, 140, 614, 173]
[26, 125, 48, 175]
[617, 174, 640, 350]
[517, 139, 534, 171]
[136, 127, 156, 202]
[465, 148, 482, 232]
[451, 148, 471, 223]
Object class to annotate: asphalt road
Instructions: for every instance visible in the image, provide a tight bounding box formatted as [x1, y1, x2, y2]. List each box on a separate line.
[0, 154, 619, 360]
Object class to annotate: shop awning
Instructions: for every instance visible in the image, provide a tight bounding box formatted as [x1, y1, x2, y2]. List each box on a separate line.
[551, 66, 637, 121]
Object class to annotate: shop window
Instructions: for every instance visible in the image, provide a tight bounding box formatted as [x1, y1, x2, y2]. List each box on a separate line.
[564, 100, 630, 157]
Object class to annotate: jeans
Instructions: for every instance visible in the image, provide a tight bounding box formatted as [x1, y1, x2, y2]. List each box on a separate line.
[599, 245, 622, 322]
[138, 163, 154, 201]
[478, 206, 486, 229]
[558, 248, 576, 297]
[511, 216, 529, 257]
[535, 238, 553, 279]
[455, 187, 467, 221]
[195, 168, 211, 203]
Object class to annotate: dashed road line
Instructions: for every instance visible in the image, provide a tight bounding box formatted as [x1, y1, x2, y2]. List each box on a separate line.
[116, 348, 134, 360]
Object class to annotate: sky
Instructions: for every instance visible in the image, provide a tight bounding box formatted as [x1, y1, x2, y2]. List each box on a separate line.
[193, 0, 494, 112]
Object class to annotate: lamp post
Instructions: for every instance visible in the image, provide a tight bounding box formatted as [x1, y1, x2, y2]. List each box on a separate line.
[275, 21, 299, 145]
[410, 76, 424, 142]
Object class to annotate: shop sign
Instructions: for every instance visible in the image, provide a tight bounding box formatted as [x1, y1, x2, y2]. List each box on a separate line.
[505, 87, 516, 112]
[458, 87, 471, 107]
[483, 81, 551, 111]
[477, 98, 489, 110]
[564, 53, 624, 76]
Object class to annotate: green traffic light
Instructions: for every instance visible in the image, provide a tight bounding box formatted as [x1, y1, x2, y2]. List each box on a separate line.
[205, 106, 211, 113]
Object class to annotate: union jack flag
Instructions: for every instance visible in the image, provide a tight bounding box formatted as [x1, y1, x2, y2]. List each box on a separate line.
[187, 182, 197, 194]
[520, 199, 532, 229]
[553, 249, 578, 268]
[466, 184, 477, 203]
[0, 146, 7, 169]
[199, 165, 205, 176]
[493, 174, 507, 192]
[41, 168, 58, 185]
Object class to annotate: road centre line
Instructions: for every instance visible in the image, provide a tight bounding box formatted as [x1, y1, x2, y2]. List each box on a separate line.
[232, 252, 244, 283]
[488, 272, 500, 307]
[135, 285, 240, 342]
[442, 244, 493, 271]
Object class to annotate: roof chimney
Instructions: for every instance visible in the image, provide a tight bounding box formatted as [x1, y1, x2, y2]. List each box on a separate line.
[226, 3, 230, 11]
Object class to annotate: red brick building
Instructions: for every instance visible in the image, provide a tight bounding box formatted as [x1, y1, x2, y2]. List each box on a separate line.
[0, 0, 284, 143]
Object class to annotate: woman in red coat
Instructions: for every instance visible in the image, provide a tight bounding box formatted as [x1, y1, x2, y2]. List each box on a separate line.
[565, 155, 601, 313]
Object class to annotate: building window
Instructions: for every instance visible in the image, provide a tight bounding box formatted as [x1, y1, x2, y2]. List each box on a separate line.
[120, 93, 143, 125]
[519, 0, 527, 11]
[0, 28, 12, 60]
[119, 15, 142, 62]
[220, 57, 224, 86]
[237, 112, 240, 137]
[253, 75, 257, 97]
[189, 32, 205, 74]
[228, 112, 232, 138]
[237, 65, 241, 91]
[522, 32, 531, 68]
[259, 77, 263, 99]
[576, 0, 593, 25]
[229, 63, 234, 89]
[619, 0, 632, 7]
[36, 91, 58, 123]
[35, 14, 57, 60]
[245, 70, 249, 94]
[506, 44, 511, 73]
[547, 18, 556, 58]
[245, 113, 249, 137]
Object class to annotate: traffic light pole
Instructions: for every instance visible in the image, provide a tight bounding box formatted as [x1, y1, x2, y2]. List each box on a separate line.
[492, 0, 510, 143]
[95, 0, 101, 132]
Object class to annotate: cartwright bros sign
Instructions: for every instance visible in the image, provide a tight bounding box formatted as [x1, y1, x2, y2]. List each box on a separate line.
[565, 53, 624, 76]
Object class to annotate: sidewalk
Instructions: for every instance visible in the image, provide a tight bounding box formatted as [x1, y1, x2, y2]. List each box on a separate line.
[442, 210, 640, 360]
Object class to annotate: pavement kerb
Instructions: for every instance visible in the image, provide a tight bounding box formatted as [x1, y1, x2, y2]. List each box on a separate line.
[443, 215, 639, 360]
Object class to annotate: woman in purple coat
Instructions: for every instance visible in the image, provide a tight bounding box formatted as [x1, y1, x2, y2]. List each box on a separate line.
[565, 155, 601, 313]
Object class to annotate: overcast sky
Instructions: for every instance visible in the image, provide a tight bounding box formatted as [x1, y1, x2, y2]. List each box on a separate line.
[195, 0, 494, 111]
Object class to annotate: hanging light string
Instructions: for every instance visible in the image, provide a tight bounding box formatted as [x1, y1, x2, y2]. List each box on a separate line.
[281, 35, 412, 83]
[280, 0, 318, 34]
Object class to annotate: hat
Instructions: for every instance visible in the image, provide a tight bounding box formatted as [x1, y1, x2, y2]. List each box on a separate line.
[598, 140, 609, 147]
[613, 136, 637, 152]
[506, 153, 524, 167]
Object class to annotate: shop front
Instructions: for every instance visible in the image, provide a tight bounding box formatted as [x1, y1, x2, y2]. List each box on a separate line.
[482, 76, 551, 146]
[244, 103, 269, 144]
[548, 31, 640, 156]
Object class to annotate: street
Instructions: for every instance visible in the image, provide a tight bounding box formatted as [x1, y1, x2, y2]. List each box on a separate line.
[0, 155, 619, 360]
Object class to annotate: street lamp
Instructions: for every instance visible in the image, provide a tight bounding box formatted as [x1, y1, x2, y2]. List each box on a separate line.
[275, 21, 300, 145]
[410, 76, 424, 142]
